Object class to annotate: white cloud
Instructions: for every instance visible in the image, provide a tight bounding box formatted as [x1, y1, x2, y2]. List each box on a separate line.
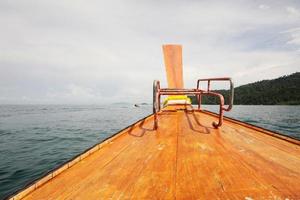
[284, 27, 300, 45]
[0, 0, 299, 104]
[259, 4, 270, 10]
[286, 6, 300, 17]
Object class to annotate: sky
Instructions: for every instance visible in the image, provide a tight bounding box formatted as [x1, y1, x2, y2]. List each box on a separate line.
[0, 0, 299, 104]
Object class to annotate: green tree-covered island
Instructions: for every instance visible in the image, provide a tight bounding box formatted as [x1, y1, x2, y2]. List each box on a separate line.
[189, 72, 300, 105]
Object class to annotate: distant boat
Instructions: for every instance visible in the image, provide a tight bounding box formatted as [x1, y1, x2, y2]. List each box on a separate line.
[8, 45, 300, 200]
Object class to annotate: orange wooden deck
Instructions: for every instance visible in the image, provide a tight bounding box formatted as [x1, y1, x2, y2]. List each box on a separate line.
[9, 106, 300, 200]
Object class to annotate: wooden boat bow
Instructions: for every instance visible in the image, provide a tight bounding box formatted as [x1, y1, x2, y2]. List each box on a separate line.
[7, 45, 300, 200]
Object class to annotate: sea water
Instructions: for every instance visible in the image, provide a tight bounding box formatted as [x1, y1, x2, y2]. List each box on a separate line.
[0, 104, 299, 199]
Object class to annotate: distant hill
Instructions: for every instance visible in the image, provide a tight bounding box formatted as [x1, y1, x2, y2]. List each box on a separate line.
[189, 72, 300, 105]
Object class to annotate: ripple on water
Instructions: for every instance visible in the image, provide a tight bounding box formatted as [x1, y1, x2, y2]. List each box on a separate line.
[0, 129, 12, 136]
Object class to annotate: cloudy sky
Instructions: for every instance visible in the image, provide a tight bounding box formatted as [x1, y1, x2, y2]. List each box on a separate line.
[0, 0, 299, 104]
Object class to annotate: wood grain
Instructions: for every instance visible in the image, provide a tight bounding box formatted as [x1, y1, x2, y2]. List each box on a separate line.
[162, 45, 184, 88]
[10, 106, 300, 200]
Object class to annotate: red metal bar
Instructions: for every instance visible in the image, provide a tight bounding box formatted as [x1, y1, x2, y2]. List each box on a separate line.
[208, 80, 211, 91]
[197, 77, 234, 112]
[201, 91, 224, 128]
[153, 77, 234, 129]
[197, 94, 201, 110]
[198, 77, 232, 81]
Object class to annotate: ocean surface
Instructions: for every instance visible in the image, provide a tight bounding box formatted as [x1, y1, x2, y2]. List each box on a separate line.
[0, 104, 299, 199]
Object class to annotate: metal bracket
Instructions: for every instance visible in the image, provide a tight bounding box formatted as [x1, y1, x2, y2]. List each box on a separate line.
[153, 78, 234, 129]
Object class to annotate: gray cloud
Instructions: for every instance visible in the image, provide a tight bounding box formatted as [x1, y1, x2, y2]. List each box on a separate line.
[0, 0, 299, 104]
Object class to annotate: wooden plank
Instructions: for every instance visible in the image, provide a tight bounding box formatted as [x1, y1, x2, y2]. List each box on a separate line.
[20, 113, 177, 199]
[162, 45, 184, 88]
[16, 117, 155, 199]
[129, 111, 178, 199]
[21, 133, 136, 199]
[67, 112, 177, 199]
[175, 110, 300, 199]
[10, 107, 300, 200]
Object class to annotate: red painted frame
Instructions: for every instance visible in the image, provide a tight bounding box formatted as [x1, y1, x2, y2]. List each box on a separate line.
[153, 78, 234, 129]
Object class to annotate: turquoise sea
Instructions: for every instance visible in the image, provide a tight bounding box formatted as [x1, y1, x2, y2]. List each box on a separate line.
[0, 104, 299, 199]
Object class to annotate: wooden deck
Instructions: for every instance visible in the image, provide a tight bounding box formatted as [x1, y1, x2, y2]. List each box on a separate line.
[9, 106, 300, 200]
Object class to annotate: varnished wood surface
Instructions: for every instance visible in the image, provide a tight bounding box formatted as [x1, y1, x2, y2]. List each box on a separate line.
[162, 45, 184, 88]
[10, 107, 300, 200]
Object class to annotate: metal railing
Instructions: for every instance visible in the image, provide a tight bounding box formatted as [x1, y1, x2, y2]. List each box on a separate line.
[153, 78, 234, 129]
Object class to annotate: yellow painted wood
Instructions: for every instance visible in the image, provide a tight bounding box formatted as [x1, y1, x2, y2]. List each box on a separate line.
[9, 106, 300, 200]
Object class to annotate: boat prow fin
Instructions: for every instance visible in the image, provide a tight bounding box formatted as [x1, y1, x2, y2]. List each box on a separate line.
[162, 44, 184, 89]
[162, 44, 191, 106]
